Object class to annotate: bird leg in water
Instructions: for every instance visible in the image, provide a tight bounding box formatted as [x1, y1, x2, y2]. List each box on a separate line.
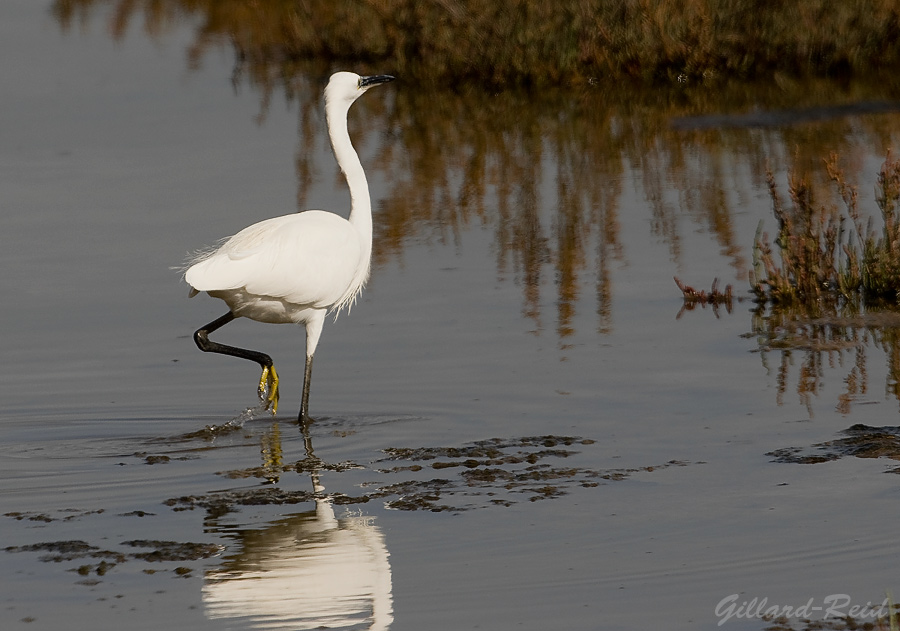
[193, 312, 280, 414]
[299, 355, 313, 423]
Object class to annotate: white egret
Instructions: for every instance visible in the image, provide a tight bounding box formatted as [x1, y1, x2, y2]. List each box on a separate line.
[184, 71, 395, 422]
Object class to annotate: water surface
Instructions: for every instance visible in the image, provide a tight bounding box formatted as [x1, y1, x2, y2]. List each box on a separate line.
[3, 2, 900, 630]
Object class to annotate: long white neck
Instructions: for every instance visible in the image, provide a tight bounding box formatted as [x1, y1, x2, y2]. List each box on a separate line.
[325, 96, 373, 313]
[326, 102, 373, 249]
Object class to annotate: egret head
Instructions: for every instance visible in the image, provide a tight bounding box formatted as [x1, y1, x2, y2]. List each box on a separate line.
[325, 72, 395, 108]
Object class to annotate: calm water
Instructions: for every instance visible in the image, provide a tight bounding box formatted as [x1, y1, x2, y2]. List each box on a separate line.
[4, 2, 900, 630]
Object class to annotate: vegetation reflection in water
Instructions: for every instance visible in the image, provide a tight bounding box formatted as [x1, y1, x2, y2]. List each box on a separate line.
[748, 153, 900, 417]
[51, 1, 900, 412]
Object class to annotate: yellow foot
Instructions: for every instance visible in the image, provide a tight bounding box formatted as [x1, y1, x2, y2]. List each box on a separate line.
[258, 365, 280, 415]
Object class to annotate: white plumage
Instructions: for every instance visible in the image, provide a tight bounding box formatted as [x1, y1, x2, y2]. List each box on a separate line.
[185, 71, 394, 421]
[186, 211, 366, 322]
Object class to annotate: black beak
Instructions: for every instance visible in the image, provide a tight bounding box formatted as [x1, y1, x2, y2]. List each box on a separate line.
[360, 74, 395, 88]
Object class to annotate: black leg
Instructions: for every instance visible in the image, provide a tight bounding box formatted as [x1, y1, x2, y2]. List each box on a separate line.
[194, 312, 280, 412]
[194, 312, 272, 367]
[299, 354, 314, 423]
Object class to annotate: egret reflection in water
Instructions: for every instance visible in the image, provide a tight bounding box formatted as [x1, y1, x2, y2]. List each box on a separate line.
[203, 423, 393, 630]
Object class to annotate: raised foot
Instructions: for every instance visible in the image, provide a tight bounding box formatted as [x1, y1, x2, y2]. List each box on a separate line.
[258, 365, 280, 414]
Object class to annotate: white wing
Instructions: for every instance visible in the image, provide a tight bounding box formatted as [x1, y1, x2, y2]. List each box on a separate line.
[185, 210, 363, 310]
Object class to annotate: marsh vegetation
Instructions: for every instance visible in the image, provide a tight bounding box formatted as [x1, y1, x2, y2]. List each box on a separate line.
[53, 0, 900, 87]
[752, 152, 900, 309]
